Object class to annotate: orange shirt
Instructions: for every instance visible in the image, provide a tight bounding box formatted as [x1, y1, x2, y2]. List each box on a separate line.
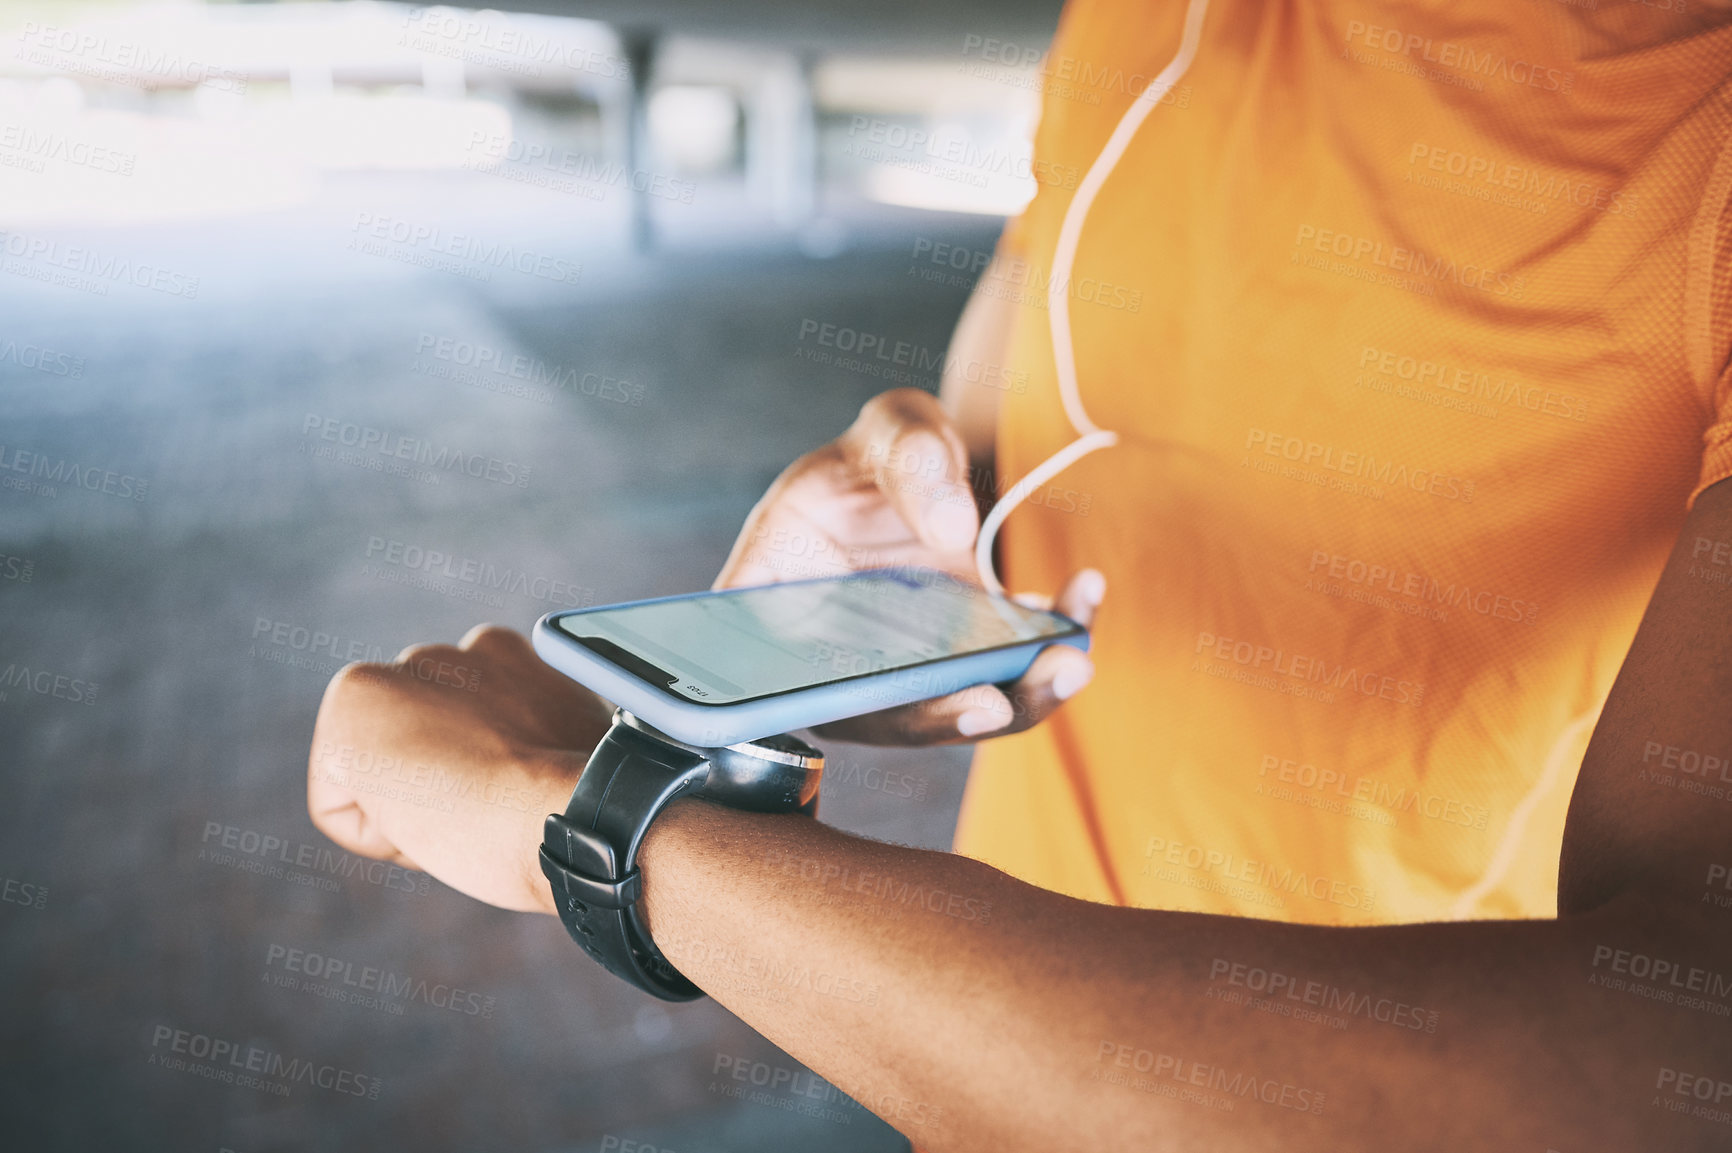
[954, 0, 1732, 923]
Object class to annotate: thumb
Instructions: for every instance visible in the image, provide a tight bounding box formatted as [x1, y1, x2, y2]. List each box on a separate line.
[840, 388, 978, 553]
[307, 749, 423, 870]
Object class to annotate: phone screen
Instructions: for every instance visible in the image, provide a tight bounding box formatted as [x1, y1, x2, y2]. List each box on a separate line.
[554, 570, 1077, 705]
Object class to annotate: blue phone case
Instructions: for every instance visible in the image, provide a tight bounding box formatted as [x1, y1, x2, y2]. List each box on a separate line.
[532, 571, 1089, 748]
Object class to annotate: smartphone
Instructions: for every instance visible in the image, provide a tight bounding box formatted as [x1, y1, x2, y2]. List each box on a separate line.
[532, 568, 1088, 747]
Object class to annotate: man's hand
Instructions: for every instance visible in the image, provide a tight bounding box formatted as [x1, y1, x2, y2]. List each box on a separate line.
[714, 387, 1105, 745]
[305, 625, 607, 914]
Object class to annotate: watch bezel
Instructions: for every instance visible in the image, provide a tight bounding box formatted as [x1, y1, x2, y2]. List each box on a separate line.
[616, 708, 823, 767]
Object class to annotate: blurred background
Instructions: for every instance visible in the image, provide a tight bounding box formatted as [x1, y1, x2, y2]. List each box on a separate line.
[0, 0, 1065, 1149]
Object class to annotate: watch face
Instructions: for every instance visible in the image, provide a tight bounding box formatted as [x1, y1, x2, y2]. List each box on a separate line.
[609, 708, 821, 813]
[729, 730, 823, 769]
[617, 708, 822, 768]
[615, 708, 702, 751]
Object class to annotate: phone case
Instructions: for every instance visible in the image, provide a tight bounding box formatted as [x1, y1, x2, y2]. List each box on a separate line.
[532, 580, 1088, 748]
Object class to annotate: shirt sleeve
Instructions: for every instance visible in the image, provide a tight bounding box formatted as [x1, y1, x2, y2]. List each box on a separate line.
[988, 0, 1105, 270]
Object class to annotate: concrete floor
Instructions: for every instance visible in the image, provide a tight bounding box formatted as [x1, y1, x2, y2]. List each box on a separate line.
[0, 170, 1003, 1152]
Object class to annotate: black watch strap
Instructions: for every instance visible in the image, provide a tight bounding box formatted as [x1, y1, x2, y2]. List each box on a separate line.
[540, 710, 822, 1001]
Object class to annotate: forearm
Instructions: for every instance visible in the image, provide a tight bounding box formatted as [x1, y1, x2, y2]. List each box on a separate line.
[938, 258, 1016, 472]
[638, 798, 1030, 1143]
[1560, 481, 1732, 916]
[637, 799, 1725, 1151]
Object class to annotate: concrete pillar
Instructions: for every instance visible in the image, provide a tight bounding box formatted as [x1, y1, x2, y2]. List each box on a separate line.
[619, 28, 659, 254]
[747, 52, 818, 228]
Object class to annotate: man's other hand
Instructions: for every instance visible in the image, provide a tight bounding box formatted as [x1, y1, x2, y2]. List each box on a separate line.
[306, 625, 609, 913]
[714, 388, 1104, 746]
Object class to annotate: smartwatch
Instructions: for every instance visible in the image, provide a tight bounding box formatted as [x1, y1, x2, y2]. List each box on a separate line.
[539, 708, 823, 1001]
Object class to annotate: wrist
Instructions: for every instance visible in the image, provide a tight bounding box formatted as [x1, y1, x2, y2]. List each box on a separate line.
[537, 713, 822, 1000]
[635, 796, 716, 939]
[520, 748, 588, 916]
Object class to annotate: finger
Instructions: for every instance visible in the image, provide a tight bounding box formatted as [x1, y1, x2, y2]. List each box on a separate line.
[838, 389, 978, 554]
[939, 571, 1102, 739]
[388, 640, 495, 707]
[989, 642, 1095, 737]
[307, 770, 424, 871]
[812, 570, 1104, 746]
[391, 641, 454, 668]
[822, 637, 1098, 746]
[458, 622, 531, 657]
[305, 667, 423, 868]
[1053, 568, 1107, 628]
[458, 623, 612, 748]
[812, 684, 1014, 747]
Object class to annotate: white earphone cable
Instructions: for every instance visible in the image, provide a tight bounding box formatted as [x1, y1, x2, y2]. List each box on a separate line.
[974, 0, 1212, 594]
